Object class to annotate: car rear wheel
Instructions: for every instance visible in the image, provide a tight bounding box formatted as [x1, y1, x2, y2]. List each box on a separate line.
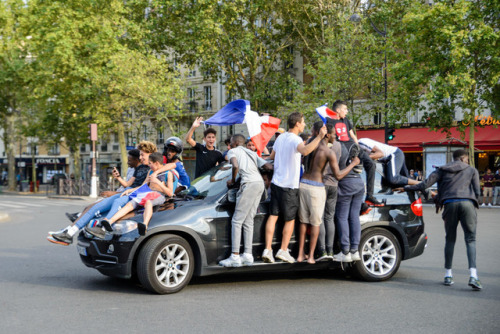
[353, 228, 401, 281]
[137, 234, 194, 294]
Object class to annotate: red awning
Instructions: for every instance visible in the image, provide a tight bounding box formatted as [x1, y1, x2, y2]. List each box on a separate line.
[356, 126, 500, 152]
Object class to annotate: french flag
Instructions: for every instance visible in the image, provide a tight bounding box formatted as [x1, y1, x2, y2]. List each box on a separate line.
[315, 104, 338, 123]
[205, 99, 281, 156]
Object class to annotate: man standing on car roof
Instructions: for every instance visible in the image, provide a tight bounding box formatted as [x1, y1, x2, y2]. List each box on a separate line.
[327, 100, 384, 207]
[404, 149, 482, 290]
[261, 112, 327, 264]
[219, 134, 272, 267]
[185, 117, 225, 179]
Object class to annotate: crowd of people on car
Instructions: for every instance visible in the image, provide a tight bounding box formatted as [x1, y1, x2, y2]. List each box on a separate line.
[45, 99, 486, 290]
[49, 100, 420, 264]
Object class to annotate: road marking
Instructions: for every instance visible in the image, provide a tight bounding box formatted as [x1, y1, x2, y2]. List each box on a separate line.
[0, 201, 45, 207]
[0, 202, 24, 208]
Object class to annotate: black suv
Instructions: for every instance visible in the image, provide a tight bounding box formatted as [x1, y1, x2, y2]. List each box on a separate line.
[77, 163, 427, 294]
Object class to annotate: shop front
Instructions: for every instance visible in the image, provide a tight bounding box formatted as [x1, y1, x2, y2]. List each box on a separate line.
[356, 125, 500, 175]
[0, 157, 68, 184]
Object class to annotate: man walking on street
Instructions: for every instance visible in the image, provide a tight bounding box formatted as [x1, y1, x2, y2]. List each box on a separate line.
[404, 149, 482, 290]
[262, 112, 327, 263]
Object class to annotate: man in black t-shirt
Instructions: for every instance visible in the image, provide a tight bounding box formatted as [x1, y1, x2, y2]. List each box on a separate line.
[327, 100, 383, 206]
[185, 117, 224, 178]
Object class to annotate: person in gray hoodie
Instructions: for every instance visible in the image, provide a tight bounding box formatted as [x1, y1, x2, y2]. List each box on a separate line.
[404, 149, 482, 290]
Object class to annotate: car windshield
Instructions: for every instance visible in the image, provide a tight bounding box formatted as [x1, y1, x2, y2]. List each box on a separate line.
[185, 163, 232, 199]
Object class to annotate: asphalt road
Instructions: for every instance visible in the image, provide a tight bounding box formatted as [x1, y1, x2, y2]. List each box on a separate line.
[0, 195, 499, 334]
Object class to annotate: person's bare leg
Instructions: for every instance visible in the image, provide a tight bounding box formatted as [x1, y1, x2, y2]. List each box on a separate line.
[108, 202, 135, 224]
[407, 179, 420, 186]
[264, 215, 279, 250]
[280, 219, 295, 251]
[297, 223, 307, 262]
[307, 226, 320, 264]
[142, 201, 153, 228]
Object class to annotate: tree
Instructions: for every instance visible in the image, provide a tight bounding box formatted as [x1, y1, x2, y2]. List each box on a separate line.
[144, 0, 300, 112]
[391, 0, 500, 166]
[0, 0, 30, 191]
[283, 9, 381, 127]
[25, 0, 184, 178]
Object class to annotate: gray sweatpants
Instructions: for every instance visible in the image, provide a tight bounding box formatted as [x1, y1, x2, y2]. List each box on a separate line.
[232, 181, 265, 254]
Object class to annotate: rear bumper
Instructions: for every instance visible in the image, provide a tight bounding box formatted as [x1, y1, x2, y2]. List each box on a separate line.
[406, 232, 427, 260]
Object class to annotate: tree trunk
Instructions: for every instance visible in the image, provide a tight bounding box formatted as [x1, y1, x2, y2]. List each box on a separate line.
[469, 120, 475, 168]
[72, 145, 82, 181]
[117, 121, 128, 176]
[5, 112, 17, 191]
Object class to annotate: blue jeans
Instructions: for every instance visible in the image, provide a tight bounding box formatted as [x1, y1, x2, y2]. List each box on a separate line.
[75, 191, 131, 229]
[384, 149, 410, 187]
[335, 188, 364, 253]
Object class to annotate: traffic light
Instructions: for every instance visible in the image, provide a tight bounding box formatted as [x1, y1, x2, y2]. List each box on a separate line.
[88, 123, 98, 142]
[385, 127, 395, 143]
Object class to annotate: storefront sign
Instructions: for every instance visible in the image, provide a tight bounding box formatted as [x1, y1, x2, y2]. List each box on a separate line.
[35, 158, 64, 164]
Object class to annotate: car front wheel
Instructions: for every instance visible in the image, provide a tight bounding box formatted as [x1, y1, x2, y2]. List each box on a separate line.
[353, 228, 401, 281]
[137, 234, 194, 294]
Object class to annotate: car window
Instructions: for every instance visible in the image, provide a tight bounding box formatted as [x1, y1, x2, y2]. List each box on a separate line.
[186, 163, 232, 199]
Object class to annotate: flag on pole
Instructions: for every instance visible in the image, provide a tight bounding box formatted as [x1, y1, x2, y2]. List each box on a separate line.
[204, 99, 280, 156]
[315, 104, 338, 123]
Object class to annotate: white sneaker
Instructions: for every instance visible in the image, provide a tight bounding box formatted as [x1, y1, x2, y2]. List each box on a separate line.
[219, 254, 242, 267]
[481, 203, 486, 207]
[262, 249, 275, 263]
[488, 203, 492, 207]
[351, 251, 361, 261]
[333, 252, 353, 263]
[276, 249, 296, 263]
[240, 253, 254, 266]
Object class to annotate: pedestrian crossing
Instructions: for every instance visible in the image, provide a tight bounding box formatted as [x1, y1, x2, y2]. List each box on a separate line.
[0, 197, 90, 211]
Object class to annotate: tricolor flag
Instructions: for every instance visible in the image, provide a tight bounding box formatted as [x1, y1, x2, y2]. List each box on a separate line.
[205, 99, 281, 156]
[315, 104, 338, 124]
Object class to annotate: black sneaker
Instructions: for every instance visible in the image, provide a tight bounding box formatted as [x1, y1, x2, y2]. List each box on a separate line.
[360, 202, 372, 216]
[100, 219, 113, 232]
[443, 276, 454, 286]
[468, 277, 482, 290]
[48, 230, 73, 246]
[137, 223, 147, 236]
[65, 212, 79, 223]
[365, 195, 385, 207]
[85, 226, 106, 239]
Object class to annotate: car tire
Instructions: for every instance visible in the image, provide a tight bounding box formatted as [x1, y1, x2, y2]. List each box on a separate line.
[353, 228, 401, 282]
[137, 234, 194, 294]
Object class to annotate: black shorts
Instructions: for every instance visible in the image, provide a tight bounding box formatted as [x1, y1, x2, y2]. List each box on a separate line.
[270, 183, 299, 222]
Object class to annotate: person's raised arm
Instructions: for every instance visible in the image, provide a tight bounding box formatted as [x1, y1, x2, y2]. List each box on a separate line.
[150, 162, 177, 179]
[297, 125, 327, 156]
[185, 117, 203, 148]
[328, 151, 360, 181]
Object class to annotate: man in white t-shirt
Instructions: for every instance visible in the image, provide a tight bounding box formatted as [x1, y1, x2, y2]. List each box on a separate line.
[358, 138, 420, 187]
[261, 112, 327, 263]
[219, 134, 272, 267]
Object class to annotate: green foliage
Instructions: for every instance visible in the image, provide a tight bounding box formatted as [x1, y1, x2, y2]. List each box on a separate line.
[392, 0, 500, 130]
[145, 0, 299, 112]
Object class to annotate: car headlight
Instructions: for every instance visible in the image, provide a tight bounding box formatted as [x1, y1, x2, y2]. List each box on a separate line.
[112, 220, 139, 235]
